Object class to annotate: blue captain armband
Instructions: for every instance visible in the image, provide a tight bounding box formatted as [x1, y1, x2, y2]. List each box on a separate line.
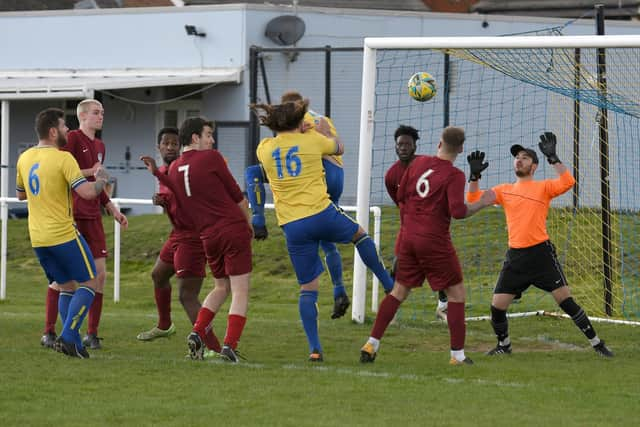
[245, 164, 268, 240]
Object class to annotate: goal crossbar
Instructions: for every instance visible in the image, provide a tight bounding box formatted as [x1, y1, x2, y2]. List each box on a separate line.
[364, 35, 640, 50]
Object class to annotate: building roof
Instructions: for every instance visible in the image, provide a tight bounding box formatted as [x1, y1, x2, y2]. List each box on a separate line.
[185, 0, 429, 12]
[472, 0, 640, 19]
[0, 67, 242, 100]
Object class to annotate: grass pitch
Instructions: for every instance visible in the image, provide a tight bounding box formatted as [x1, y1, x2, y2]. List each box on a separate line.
[1, 214, 639, 426]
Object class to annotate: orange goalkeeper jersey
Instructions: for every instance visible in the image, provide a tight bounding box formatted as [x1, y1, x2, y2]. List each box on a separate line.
[466, 170, 575, 248]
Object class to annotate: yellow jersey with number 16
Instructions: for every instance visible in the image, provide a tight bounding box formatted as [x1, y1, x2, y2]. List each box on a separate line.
[16, 146, 87, 247]
[257, 131, 339, 225]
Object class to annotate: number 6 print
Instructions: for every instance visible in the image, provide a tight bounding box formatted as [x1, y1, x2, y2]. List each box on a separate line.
[416, 169, 434, 198]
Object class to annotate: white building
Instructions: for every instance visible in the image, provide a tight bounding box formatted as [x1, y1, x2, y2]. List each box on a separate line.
[1, 4, 639, 213]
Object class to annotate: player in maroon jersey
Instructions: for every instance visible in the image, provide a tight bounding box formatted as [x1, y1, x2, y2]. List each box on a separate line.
[141, 117, 252, 363]
[40, 99, 128, 350]
[135, 128, 220, 353]
[385, 125, 449, 321]
[360, 126, 494, 365]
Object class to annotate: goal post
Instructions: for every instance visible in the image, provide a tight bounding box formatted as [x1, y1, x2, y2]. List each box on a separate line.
[352, 35, 640, 323]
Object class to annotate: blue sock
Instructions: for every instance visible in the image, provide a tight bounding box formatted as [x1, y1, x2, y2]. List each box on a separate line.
[60, 286, 95, 345]
[320, 241, 345, 299]
[299, 290, 321, 353]
[354, 235, 394, 292]
[58, 291, 74, 324]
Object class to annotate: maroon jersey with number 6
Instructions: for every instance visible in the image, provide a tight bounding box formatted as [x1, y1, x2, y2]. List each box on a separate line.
[397, 155, 467, 239]
[394, 155, 467, 289]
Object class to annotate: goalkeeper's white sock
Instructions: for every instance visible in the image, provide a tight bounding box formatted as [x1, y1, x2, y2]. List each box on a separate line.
[367, 337, 380, 352]
[589, 336, 601, 347]
[499, 336, 511, 347]
[451, 349, 466, 362]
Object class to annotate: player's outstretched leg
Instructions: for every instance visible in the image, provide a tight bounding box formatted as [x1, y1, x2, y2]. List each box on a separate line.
[221, 302, 248, 364]
[361, 289, 404, 363]
[558, 296, 613, 357]
[320, 241, 350, 319]
[137, 285, 175, 341]
[353, 234, 394, 293]
[188, 306, 217, 360]
[447, 301, 472, 365]
[138, 255, 176, 341]
[487, 305, 512, 355]
[58, 286, 95, 359]
[299, 289, 323, 362]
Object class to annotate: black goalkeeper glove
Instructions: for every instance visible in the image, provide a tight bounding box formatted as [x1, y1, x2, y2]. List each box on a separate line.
[538, 132, 561, 164]
[467, 150, 489, 182]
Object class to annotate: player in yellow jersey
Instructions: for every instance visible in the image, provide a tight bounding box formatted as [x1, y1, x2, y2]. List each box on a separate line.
[246, 91, 354, 319]
[251, 99, 394, 362]
[16, 108, 110, 358]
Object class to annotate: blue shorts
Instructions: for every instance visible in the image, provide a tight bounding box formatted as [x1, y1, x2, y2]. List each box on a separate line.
[34, 233, 97, 285]
[323, 159, 344, 203]
[282, 203, 359, 284]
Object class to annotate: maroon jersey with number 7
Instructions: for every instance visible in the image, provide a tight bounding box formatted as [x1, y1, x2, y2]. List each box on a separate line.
[154, 149, 249, 236]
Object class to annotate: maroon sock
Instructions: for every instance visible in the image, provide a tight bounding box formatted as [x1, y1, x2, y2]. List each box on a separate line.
[154, 287, 172, 330]
[193, 307, 215, 337]
[370, 295, 401, 340]
[45, 286, 60, 334]
[447, 301, 466, 350]
[224, 314, 247, 350]
[87, 292, 103, 335]
[203, 325, 222, 352]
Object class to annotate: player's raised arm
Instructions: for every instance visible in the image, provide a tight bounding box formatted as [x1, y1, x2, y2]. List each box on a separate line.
[140, 155, 176, 194]
[467, 150, 488, 183]
[538, 131, 569, 175]
[75, 165, 109, 200]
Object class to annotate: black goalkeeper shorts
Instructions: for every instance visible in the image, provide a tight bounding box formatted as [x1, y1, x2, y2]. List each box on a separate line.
[494, 240, 568, 295]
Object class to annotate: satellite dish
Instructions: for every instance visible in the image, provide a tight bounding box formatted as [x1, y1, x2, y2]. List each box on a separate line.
[265, 15, 306, 46]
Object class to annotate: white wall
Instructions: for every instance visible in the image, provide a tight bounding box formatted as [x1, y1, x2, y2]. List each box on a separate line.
[2, 5, 640, 209]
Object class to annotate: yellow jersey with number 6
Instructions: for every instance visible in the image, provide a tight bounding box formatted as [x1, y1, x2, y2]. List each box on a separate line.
[257, 131, 339, 225]
[16, 146, 87, 247]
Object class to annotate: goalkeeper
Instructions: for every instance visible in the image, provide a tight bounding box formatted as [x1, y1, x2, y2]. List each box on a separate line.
[245, 90, 355, 319]
[466, 132, 613, 357]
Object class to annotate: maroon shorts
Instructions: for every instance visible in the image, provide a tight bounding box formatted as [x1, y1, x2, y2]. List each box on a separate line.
[202, 226, 252, 279]
[75, 218, 107, 259]
[159, 232, 206, 278]
[394, 234, 462, 291]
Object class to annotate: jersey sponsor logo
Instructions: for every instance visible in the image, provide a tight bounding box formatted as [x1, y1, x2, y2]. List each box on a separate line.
[82, 148, 89, 153]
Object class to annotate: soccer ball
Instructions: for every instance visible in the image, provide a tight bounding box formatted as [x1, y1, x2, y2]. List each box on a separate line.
[407, 72, 436, 102]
